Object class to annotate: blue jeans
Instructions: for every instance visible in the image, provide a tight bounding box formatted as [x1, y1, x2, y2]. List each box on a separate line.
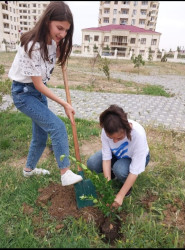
[87, 150, 150, 183]
[11, 81, 70, 170]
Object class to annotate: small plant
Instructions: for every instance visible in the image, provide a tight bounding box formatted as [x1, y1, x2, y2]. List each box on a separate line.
[99, 57, 110, 80]
[161, 54, 167, 62]
[0, 65, 5, 79]
[93, 44, 98, 53]
[60, 154, 123, 222]
[131, 54, 145, 74]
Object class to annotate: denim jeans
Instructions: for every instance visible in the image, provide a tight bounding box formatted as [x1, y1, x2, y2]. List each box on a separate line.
[87, 150, 150, 183]
[11, 81, 70, 170]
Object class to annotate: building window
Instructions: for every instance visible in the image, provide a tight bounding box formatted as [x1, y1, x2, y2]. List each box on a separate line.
[140, 38, 146, 44]
[104, 36, 109, 42]
[94, 36, 99, 42]
[134, 1, 138, 6]
[2, 4, 8, 10]
[114, 1, 118, 4]
[132, 9, 137, 15]
[131, 19, 135, 25]
[3, 23, 9, 28]
[122, 1, 130, 5]
[113, 9, 117, 14]
[139, 50, 145, 56]
[130, 38, 136, 44]
[142, 1, 148, 5]
[103, 17, 109, 23]
[3, 14, 8, 19]
[104, 8, 110, 14]
[84, 35, 90, 41]
[105, 1, 110, 4]
[84, 46, 90, 52]
[140, 10, 147, 15]
[139, 19, 145, 25]
[121, 8, 129, 14]
[151, 39, 157, 45]
[113, 18, 116, 24]
[120, 18, 128, 25]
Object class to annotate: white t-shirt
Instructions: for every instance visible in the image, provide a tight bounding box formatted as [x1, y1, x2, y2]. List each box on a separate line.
[8, 40, 57, 84]
[101, 119, 149, 175]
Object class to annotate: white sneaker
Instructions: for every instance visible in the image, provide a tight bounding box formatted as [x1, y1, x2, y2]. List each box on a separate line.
[23, 168, 50, 177]
[61, 170, 83, 186]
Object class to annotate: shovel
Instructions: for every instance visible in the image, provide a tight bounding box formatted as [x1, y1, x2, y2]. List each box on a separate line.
[62, 65, 97, 209]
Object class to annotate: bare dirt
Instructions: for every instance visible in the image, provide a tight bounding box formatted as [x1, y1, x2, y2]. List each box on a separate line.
[22, 181, 126, 243]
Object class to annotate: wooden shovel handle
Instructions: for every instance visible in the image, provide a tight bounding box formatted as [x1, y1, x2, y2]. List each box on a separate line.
[62, 65, 82, 171]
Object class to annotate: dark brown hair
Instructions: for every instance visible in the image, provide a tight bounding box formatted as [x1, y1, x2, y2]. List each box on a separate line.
[20, 1, 73, 66]
[99, 104, 132, 140]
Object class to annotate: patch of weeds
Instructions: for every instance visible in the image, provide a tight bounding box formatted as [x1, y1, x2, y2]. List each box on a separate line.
[142, 85, 171, 97]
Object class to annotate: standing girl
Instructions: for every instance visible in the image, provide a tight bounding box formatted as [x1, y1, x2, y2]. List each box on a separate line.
[87, 104, 150, 208]
[8, 1, 83, 186]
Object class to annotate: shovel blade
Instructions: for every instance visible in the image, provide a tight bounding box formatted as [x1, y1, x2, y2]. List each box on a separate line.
[74, 178, 97, 209]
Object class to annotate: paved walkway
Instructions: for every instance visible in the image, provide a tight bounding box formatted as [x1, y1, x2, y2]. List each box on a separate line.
[1, 73, 185, 131]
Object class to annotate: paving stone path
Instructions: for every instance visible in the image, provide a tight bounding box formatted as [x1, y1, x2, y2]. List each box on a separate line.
[1, 73, 185, 131]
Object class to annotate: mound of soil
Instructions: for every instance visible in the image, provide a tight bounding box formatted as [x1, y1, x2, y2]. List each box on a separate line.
[35, 182, 125, 243]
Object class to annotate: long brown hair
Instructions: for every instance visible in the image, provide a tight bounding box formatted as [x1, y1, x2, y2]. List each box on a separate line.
[20, 1, 73, 66]
[99, 104, 132, 140]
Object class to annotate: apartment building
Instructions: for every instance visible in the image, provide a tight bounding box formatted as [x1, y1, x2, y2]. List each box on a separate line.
[99, 1, 159, 31]
[81, 24, 161, 60]
[0, 1, 49, 51]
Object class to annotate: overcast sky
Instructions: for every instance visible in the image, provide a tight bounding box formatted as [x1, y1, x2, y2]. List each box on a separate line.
[66, 1, 185, 51]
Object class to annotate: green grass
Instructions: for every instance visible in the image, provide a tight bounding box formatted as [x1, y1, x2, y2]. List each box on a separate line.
[142, 85, 172, 97]
[0, 111, 185, 248]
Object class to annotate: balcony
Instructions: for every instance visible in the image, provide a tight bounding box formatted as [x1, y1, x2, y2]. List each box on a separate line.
[3, 27, 10, 33]
[2, 8, 9, 15]
[111, 42, 127, 46]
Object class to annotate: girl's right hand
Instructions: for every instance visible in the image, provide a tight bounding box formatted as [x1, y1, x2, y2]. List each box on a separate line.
[63, 102, 75, 125]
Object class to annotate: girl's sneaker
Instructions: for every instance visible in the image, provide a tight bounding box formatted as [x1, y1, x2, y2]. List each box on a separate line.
[61, 170, 83, 186]
[23, 168, 50, 177]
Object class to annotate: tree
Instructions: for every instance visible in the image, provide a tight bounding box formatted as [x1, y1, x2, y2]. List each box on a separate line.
[99, 57, 110, 80]
[131, 54, 145, 74]
[148, 47, 153, 62]
[161, 54, 167, 62]
[93, 44, 98, 52]
[177, 46, 181, 52]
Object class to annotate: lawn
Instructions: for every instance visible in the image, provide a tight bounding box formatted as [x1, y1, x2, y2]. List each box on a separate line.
[0, 52, 185, 247]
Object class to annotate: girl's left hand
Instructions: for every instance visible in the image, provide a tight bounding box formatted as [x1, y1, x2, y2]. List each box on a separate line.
[111, 194, 123, 208]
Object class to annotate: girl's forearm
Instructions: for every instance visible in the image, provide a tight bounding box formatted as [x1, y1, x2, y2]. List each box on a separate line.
[31, 76, 68, 107]
[118, 173, 138, 197]
[102, 160, 111, 181]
